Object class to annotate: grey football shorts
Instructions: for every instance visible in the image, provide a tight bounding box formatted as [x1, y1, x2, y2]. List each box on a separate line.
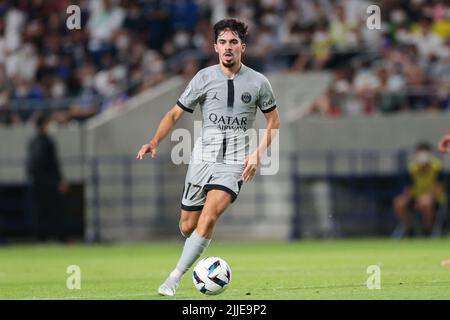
[180, 161, 245, 211]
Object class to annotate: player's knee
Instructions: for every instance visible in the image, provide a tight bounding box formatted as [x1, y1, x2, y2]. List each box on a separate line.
[179, 220, 196, 238]
[423, 197, 434, 209]
[419, 202, 435, 215]
[417, 194, 434, 211]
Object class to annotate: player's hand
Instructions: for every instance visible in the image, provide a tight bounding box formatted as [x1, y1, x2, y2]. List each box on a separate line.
[438, 134, 450, 153]
[136, 141, 157, 160]
[59, 180, 69, 194]
[242, 152, 260, 183]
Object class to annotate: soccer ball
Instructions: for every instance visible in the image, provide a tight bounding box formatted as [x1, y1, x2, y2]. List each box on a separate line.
[192, 256, 232, 295]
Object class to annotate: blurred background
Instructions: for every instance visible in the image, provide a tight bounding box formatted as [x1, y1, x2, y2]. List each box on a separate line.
[1, 0, 450, 244]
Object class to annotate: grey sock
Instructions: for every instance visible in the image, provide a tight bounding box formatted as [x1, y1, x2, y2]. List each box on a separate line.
[175, 230, 211, 274]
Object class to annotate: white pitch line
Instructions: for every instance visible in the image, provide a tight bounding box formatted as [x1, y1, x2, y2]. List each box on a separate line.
[21, 293, 152, 300]
[16, 280, 450, 300]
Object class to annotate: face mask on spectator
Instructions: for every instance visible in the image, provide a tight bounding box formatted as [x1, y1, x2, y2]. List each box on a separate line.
[82, 76, 94, 88]
[416, 151, 431, 164]
[174, 32, 190, 49]
[116, 33, 130, 51]
[16, 83, 29, 97]
[390, 9, 406, 24]
[51, 82, 66, 98]
[148, 59, 164, 74]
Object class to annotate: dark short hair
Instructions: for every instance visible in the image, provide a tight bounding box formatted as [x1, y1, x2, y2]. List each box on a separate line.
[416, 141, 432, 152]
[36, 112, 51, 129]
[213, 19, 248, 43]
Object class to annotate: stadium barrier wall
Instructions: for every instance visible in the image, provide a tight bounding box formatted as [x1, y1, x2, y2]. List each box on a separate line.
[2, 149, 449, 242]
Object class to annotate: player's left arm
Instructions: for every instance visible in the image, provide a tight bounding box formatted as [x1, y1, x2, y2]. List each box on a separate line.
[438, 129, 450, 153]
[242, 108, 280, 182]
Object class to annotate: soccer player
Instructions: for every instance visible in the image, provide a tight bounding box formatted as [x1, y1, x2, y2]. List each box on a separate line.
[136, 18, 280, 296]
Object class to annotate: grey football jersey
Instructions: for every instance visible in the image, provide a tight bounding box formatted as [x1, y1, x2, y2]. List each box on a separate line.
[177, 64, 277, 164]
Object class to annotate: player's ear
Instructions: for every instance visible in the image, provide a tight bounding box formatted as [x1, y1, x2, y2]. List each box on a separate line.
[241, 43, 246, 53]
[214, 43, 218, 53]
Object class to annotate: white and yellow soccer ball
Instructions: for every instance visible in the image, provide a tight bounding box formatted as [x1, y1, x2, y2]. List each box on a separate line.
[192, 256, 232, 295]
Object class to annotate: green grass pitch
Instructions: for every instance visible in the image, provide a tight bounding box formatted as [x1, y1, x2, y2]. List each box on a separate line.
[1, 238, 450, 299]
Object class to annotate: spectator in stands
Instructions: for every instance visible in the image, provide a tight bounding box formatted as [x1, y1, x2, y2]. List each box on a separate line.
[306, 90, 342, 118]
[404, 54, 433, 111]
[0, 0, 449, 124]
[0, 64, 19, 125]
[65, 64, 99, 123]
[139, 49, 167, 92]
[328, 4, 358, 53]
[431, 38, 450, 110]
[87, 0, 125, 66]
[310, 21, 333, 70]
[332, 67, 363, 116]
[95, 64, 128, 112]
[26, 112, 68, 242]
[353, 60, 379, 114]
[290, 21, 333, 72]
[393, 142, 446, 237]
[410, 17, 443, 63]
[375, 67, 405, 113]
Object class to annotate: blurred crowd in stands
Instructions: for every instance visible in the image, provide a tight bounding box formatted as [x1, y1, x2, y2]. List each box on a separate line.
[307, 0, 450, 117]
[0, 0, 449, 126]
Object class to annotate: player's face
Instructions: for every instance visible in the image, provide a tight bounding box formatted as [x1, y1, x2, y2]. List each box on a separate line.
[214, 30, 246, 68]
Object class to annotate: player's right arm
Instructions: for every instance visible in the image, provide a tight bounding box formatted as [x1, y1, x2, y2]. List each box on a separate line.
[137, 70, 203, 160]
[136, 104, 185, 160]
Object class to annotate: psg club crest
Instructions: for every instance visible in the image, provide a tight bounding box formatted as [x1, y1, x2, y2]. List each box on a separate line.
[241, 92, 252, 104]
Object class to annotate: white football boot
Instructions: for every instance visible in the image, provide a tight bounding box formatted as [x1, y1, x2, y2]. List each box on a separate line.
[157, 275, 181, 296]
